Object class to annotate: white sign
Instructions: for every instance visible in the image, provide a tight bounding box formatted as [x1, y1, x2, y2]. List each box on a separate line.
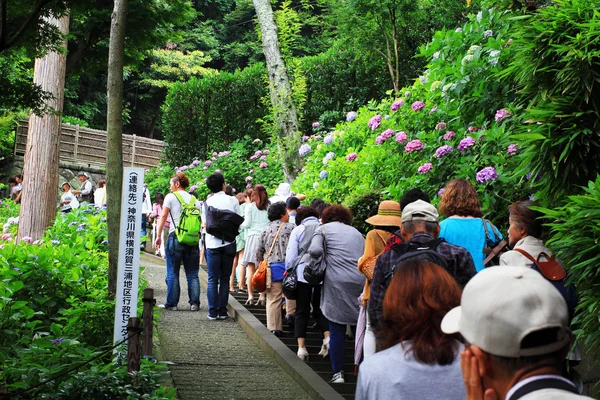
[113, 167, 144, 347]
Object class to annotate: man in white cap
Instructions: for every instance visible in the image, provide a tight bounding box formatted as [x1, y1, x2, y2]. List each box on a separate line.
[72, 172, 93, 203]
[270, 182, 292, 204]
[442, 266, 591, 400]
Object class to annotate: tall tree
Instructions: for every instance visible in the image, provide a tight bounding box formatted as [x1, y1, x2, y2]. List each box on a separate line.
[17, 13, 69, 241]
[252, 0, 300, 182]
[106, 0, 127, 296]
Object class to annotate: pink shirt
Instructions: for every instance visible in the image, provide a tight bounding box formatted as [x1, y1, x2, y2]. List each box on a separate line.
[151, 203, 170, 228]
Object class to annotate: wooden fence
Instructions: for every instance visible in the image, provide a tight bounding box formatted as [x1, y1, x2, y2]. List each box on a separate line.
[14, 121, 166, 169]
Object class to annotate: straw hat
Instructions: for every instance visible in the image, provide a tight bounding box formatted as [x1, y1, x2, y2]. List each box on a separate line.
[365, 200, 402, 227]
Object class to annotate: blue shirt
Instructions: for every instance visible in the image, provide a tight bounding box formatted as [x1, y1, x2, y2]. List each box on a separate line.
[439, 217, 503, 272]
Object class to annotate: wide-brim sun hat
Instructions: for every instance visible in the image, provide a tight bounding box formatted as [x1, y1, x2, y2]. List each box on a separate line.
[365, 200, 402, 227]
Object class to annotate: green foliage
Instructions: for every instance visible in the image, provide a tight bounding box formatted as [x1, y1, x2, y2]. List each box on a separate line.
[0, 48, 49, 112]
[0, 206, 168, 398]
[346, 192, 382, 235]
[500, 0, 600, 204]
[536, 176, 600, 354]
[146, 137, 285, 199]
[162, 63, 269, 166]
[0, 112, 25, 163]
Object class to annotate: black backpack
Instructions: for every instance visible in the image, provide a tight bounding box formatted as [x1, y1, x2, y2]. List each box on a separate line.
[384, 238, 450, 282]
[205, 205, 244, 243]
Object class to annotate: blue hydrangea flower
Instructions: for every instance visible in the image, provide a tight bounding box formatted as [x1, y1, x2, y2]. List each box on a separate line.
[319, 170, 328, 180]
[299, 144, 311, 157]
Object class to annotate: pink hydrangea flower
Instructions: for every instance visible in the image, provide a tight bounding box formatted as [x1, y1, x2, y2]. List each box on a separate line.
[192, 160, 201, 166]
[22, 236, 33, 244]
[507, 144, 520, 155]
[250, 155, 258, 160]
[476, 167, 498, 183]
[435, 122, 447, 130]
[418, 163, 433, 174]
[246, 183, 252, 189]
[443, 131, 456, 140]
[255, 150, 262, 155]
[204, 160, 212, 167]
[189, 185, 198, 192]
[368, 115, 383, 130]
[212, 152, 218, 157]
[249, 169, 254, 174]
[259, 162, 268, 168]
[346, 153, 358, 162]
[435, 145, 454, 158]
[245, 176, 252, 182]
[260, 155, 267, 160]
[438, 188, 446, 197]
[411, 101, 425, 111]
[405, 139, 424, 153]
[468, 126, 479, 133]
[301, 136, 310, 142]
[211, 156, 217, 161]
[395, 131, 408, 143]
[253, 138, 261, 143]
[390, 100, 404, 112]
[495, 109, 511, 123]
[312, 122, 321, 129]
[376, 129, 394, 144]
[263, 150, 270, 155]
[458, 136, 476, 152]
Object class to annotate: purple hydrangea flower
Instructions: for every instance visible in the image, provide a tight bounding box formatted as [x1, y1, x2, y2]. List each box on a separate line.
[52, 240, 60, 245]
[101, 240, 109, 245]
[429, 107, 439, 115]
[259, 162, 268, 168]
[507, 144, 520, 155]
[301, 136, 310, 142]
[418, 163, 433, 174]
[246, 183, 252, 189]
[319, 170, 328, 179]
[411, 101, 425, 111]
[323, 151, 335, 164]
[435, 122, 447, 131]
[483, 30, 494, 38]
[476, 167, 498, 183]
[314, 135, 322, 140]
[346, 111, 357, 122]
[245, 176, 252, 182]
[52, 337, 65, 345]
[312, 122, 321, 129]
[221, 151, 230, 157]
[495, 109, 511, 123]
[211, 156, 217, 161]
[299, 144, 311, 157]
[368, 115, 383, 131]
[180, 165, 189, 171]
[189, 185, 198, 192]
[324, 135, 333, 145]
[468, 126, 479, 133]
[250, 155, 258, 160]
[458, 136, 476, 152]
[435, 145, 454, 158]
[395, 131, 408, 143]
[405, 139, 424, 153]
[204, 160, 212, 167]
[391, 100, 404, 112]
[376, 129, 394, 144]
[260, 155, 267, 160]
[376, 135, 385, 145]
[192, 160, 201, 166]
[22, 236, 33, 244]
[346, 153, 358, 162]
[76, 227, 84, 232]
[212, 152, 218, 157]
[438, 188, 446, 197]
[263, 150, 270, 155]
[444, 131, 456, 140]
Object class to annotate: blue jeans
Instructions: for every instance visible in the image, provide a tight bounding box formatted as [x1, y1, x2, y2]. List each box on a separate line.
[165, 233, 200, 307]
[206, 243, 236, 317]
[329, 321, 356, 374]
[141, 214, 147, 246]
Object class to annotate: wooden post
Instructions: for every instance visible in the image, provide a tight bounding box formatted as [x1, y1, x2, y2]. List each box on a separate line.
[131, 134, 136, 166]
[126, 317, 141, 373]
[142, 288, 154, 357]
[74, 124, 80, 161]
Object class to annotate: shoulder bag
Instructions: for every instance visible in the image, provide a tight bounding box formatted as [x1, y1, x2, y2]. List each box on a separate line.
[252, 223, 285, 293]
[360, 230, 388, 281]
[482, 218, 507, 267]
[283, 224, 319, 299]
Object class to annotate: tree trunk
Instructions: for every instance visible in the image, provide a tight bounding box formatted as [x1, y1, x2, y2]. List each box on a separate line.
[106, 0, 127, 296]
[252, 0, 300, 182]
[17, 14, 69, 241]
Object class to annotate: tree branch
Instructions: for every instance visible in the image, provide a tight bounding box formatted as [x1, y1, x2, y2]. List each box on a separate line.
[2, 0, 53, 51]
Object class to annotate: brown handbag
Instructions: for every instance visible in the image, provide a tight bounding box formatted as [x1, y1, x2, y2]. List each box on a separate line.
[513, 248, 566, 281]
[252, 223, 285, 293]
[360, 230, 388, 281]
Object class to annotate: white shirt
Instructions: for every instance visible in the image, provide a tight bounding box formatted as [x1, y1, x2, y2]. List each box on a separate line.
[202, 191, 241, 249]
[94, 187, 106, 206]
[61, 190, 79, 211]
[142, 188, 152, 215]
[80, 180, 92, 196]
[163, 191, 202, 234]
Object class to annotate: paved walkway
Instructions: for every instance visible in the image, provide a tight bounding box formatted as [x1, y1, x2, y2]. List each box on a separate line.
[141, 254, 311, 400]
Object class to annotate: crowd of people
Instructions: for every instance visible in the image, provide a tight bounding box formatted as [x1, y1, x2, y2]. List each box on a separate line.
[153, 170, 589, 399]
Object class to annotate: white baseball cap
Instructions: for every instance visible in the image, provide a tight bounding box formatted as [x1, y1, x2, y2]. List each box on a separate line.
[441, 266, 570, 358]
[401, 199, 439, 223]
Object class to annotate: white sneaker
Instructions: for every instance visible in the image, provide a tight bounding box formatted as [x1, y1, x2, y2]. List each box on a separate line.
[190, 304, 199, 311]
[297, 347, 309, 362]
[158, 304, 178, 311]
[329, 371, 345, 384]
[318, 337, 330, 358]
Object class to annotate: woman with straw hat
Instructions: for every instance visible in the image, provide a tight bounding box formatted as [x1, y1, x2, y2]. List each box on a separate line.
[356, 200, 402, 366]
